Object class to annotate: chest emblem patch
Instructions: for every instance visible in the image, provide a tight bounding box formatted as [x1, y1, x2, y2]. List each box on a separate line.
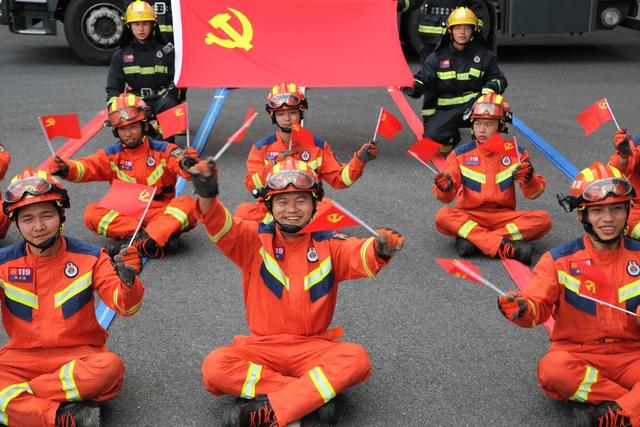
[464, 156, 479, 166]
[627, 260, 640, 277]
[274, 247, 285, 261]
[64, 262, 78, 278]
[439, 59, 450, 68]
[146, 156, 156, 167]
[474, 55, 480, 63]
[307, 247, 319, 262]
[123, 53, 134, 63]
[301, 150, 310, 161]
[8, 267, 32, 283]
[501, 156, 511, 166]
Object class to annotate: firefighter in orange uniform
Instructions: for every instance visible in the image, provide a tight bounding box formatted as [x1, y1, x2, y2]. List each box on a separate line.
[432, 93, 551, 264]
[184, 157, 404, 427]
[236, 82, 378, 221]
[0, 168, 144, 427]
[0, 141, 12, 240]
[498, 162, 640, 426]
[608, 128, 640, 240]
[49, 93, 199, 258]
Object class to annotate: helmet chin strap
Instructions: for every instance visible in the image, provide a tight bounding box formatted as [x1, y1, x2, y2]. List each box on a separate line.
[121, 124, 148, 149]
[580, 204, 629, 245]
[24, 232, 62, 254]
[277, 124, 292, 134]
[272, 201, 317, 235]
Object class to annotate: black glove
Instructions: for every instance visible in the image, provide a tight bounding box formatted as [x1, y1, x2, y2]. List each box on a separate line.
[512, 162, 534, 184]
[49, 155, 70, 179]
[179, 147, 199, 170]
[402, 77, 424, 99]
[497, 291, 529, 321]
[614, 129, 633, 158]
[434, 172, 453, 192]
[114, 246, 142, 287]
[357, 141, 378, 163]
[373, 228, 404, 260]
[183, 157, 219, 198]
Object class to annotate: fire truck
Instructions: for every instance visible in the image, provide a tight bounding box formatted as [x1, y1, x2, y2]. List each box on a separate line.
[1, 0, 639, 64]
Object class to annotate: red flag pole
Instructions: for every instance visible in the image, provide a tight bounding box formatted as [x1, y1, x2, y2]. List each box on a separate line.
[185, 103, 191, 148]
[333, 202, 379, 237]
[513, 136, 521, 164]
[579, 293, 637, 316]
[604, 98, 620, 130]
[37, 117, 57, 157]
[127, 187, 157, 247]
[372, 107, 383, 142]
[212, 111, 259, 162]
[453, 260, 506, 296]
[407, 150, 438, 174]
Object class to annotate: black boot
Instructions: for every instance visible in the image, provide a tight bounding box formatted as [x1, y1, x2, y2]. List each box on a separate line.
[317, 397, 340, 424]
[574, 401, 631, 427]
[497, 238, 532, 265]
[131, 231, 164, 258]
[454, 237, 477, 257]
[222, 397, 277, 427]
[55, 402, 100, 427]
[164, 234, 180, 255]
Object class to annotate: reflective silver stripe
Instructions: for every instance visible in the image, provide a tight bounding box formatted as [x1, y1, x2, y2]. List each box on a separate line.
[123, 65, 169, 75]
[421, 108, 436, 116]
[0, 280, 38, 309]
[110, 162, 136, 183]
[496, 164, 518, 184]
[468, 67, 483, 78]
[341, 165, 353, 186]
[252, 172, 264, 190]
[505, 223, 522, 241]
[308, 367, 336, 403]
[54, 271, 92, 307]
[147, 159, 167, 186]
[437, 92, 479, 107]
[240, 362, 262, 398]
[259, 247, 289, 290]
[619, 279, 640, 302]
[304, 257, 332, 290]
[0, 382, 32, 424]
[208, 207, 233, 243]
[418, 25, 445, 35]
[557, 271, 580, 293]
[570, 366, 598, 402]
[631, 223, 640, 240]
[72, 160, 86, 182]
[164, 206, 189, 230]
[460, 165, 486, 184]
[458, 220, 477, 239]
[436, 71, 457, 80]
[307, 157, 322, 170]
[360, 237, 375, 278]
[97, 210, 119, 236]
[59, 360, 81, 401]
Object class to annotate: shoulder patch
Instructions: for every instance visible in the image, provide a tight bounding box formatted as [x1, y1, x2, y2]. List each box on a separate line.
[331, 233, 350, 240]
[162, 42, 174, 54]
[258, 221, 276, 235]
[311, 230, 333, 242]
[65, 237, 102, 258]
[312, 135, 325, 149]
[550, 238, 585, 261]
[105, 143, 124, 156]
[0, 242, 27, 265]
[255, 134, 278, 150]
[149, 139, 169, 152]
[624, 238, 640, 251]
[170, 148, 184, 158]
[454, 140, 476, 156]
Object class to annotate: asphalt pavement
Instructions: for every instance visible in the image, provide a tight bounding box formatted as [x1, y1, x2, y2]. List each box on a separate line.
[2, 25, 640, 426]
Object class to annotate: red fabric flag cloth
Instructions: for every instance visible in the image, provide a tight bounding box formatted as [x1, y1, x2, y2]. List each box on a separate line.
[376, 108, 403, 141]
[577, 99, 613, 136]
[156, 103, 188, 139]
[301, 203, 360, 233]
[290, 124, 315, 146]
[227, 107, 258, 143]
[435, 258, 482, 284]
[578, 262, 617, 305]
[480, 133, 518, 157]
[39, 114, 82, 140]
[172, 0, 413, 88]
[407, 138, 440, 166]
[98, 180, 156, 220]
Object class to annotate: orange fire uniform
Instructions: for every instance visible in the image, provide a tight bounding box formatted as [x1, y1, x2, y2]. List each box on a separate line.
[433, 140, 552, 256]
[506, 235, 640, 425]
[0, 237, 144, 427]
[62, 137, 196, 246]
[0, 147, 11, 240]
[236, 132, 366, 221]
[198, 198, 389, 426]
[609, 143, 640, 240]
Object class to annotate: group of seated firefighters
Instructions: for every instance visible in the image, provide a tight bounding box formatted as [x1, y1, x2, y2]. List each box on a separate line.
[1, 3, 640, 427]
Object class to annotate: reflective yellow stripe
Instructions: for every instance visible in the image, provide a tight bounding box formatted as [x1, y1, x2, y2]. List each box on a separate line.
[308, 366, 336, 403]
[341, 165, 353, 186]
[570, 366, 598, 402]
[113, 288, 142, 315]
[436, 71, 457, 80]
[469, 68, 483, 78]
[0, 382, 32, 424]
[240, 362, 262, 398]
[460, 165, 486, 184]
[580, 167, 594, 182]
[422, 108, 436, 116]
[496, 164, 518, 184]
[399, 0, 410, 12]
[631, 223, 640, 240]
[252, 172, 264, 190]
[418, 25, 445, 35]
[0, 280, 38, 309]
[481, 87, 496, 95]
[158, 24, 173, 32]
[110, 162, 136, 183]
[437, 92, 479, 107]
[619, 279, 640, 302]
[259, 247, 289, 290]
[557, 271, 580, 294]
[60, 360, 81, 401]
[261, 212, 274, 224]
[207, 207, 233, 243]
[457, 220, 477, 239]
[304, 257, 332, 291]
[54, 271, 92, 307]
[97, 210, 119, 236]
[307, 157, 322, 171]
[164, 206, 189, 230]
[122, 65, 169, 75]
[505, 223, 522, 241]
[72, 160, 85, 182]
[360, 237, 375, 278]
[146, 159, 167, 186]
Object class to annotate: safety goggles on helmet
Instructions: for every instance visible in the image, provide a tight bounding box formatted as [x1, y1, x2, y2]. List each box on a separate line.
[268, 94, 303, 110]
[4, 176, 53, 204]
[108, 106, 144, 127]
[267, 170, 316, 191]
[471, 102, 504, 118]
[582, 178, 633, 202]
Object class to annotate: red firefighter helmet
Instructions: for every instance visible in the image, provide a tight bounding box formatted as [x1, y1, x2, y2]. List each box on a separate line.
[263, 157, 323, 201]
[265, 82, 308, 115]
[568, 162, 635, 209]
[470, 93, 512, 124]
[3, 168, 70, 219]
[108, 93, 151, 130]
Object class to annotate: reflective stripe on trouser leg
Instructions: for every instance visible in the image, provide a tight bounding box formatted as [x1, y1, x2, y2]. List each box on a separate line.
[59, 360, 82, 401]
[97, 210, 119, 236]
[240, 362, 263, 399]
[569, 366, 598, 402]
[457, 220, 478, 238]
[163, 206, 189, 230]
[0, 383, 32, 425]
[505, 222, 523, 241]
[308, 366, 336, 403]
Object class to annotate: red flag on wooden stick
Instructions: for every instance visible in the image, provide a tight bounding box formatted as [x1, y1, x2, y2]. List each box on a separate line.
[156, 103, 188, 139]
[577, 99, 614, 136]
[301, 203, 360, 233]
[39, 114, 82, 140]
[98, 180, 156, 220]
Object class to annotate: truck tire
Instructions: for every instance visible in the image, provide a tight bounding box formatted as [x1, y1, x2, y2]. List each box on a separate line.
[63, 0, 124, 65]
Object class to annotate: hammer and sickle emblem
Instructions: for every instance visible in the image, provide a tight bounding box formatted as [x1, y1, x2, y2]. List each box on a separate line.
[45, 118, 56, 127]
[598, 100, 608, 110]
[504, 142, 514, 150]
[205, 8, 253, 51]
[585, 280, 596, 293]
[327, 213, 344, 223]
[175, 108, 184, 117]
[138, 190, 151, 203]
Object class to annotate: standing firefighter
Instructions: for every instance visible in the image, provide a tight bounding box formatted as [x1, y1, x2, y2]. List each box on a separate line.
[432, 94, 551, 265]
[49, 93, 198, 258]
[499, 162, 640, 426]
[0, 168, 144, 426]
[184, 157, 404, 426]
[236, 82, 377, 222]
[404, 6, 507, 155]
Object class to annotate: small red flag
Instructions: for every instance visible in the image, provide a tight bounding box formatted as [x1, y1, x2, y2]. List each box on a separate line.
[376, 108, 403, 141]
[301, 203, 360, 233]
[98, 180, 156, 220]
[227, 107, 259, 143]
[407, 137, 440, 166]
[435, 258, 482, 284]
[480, 133, 519, 158]
[290, 124, 315, 146]
[39, 114, 82, 140]
[578, 262, 617, 305]
[577, 99, 613, 136]
[156, 103, 188, 139]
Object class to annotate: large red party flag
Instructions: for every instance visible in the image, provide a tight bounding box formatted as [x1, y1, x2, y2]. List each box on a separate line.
[578, 262, 617, 305]
[376, 108, 403, 141]
[435, 258, 482, 284]
[407, 137, 440, 166]
[577, 99, 614, 136]
[301, 203, 360, 233]
[39, 114, 82, 140]
[156, 103, 188, 139]
[227, 107, 258, 143]
[481, 133, 519, 158]
[98, 180, 156, 220]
